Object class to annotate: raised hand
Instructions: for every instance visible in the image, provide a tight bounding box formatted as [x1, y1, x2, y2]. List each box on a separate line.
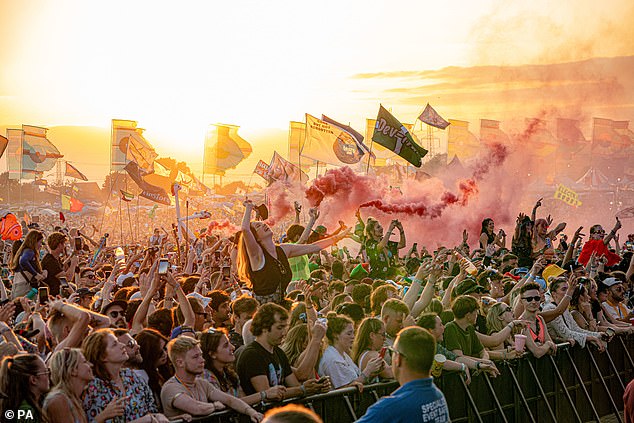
[534, 198, 543, 209]
[309, 207, 319, 220]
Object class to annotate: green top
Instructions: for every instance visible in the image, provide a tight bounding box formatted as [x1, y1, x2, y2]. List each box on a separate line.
[443, 321, 484, 358]
[289, 254, 310, 281]
[18, 399, 40, 422]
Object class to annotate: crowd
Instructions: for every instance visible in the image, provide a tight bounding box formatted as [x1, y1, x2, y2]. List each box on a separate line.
[0, 195, 633, 423]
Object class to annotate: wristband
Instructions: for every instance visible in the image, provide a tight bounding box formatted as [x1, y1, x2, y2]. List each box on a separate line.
[507, 322, 514, 330]
[260, 391, 266, 404]
[476, 362, 481, 370]
[460, 363, 466, 373]
[411, 278, 423, 285]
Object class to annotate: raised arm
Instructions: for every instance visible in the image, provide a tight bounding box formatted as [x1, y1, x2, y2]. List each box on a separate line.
[604, 217, 622, 246]
[241, 200, 265, 271]
[281, 228, 351, 258]
[297, 208, 319, 244]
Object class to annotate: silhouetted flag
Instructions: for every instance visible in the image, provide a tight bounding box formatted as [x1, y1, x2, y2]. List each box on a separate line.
[418, 103, 450, 129]
[203, 124, 252, 176]
[65, 162, 89, 181]
[372, 105, 427, 167]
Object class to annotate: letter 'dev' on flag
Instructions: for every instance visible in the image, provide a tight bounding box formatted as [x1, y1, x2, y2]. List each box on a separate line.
[372, 105, 428, 167]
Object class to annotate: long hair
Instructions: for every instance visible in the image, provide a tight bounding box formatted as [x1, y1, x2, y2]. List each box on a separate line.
[0, 354, 45, 418]
[236, 224, 260, 289]
[10, 230, 44, 272]
[136, 329, 170, 401]
[351, 317, 383, 365]
[486, 302, 512, 340]
[198, 330, 239, 393]
[46, 348, 86, 423]
[280, 324, 309, 366]
[82, 329, 114, 381]
[481, 218, 493, 235]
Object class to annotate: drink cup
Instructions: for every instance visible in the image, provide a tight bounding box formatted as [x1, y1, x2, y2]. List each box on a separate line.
[514, 334, 527, 351]
[431, 354, 446, 378]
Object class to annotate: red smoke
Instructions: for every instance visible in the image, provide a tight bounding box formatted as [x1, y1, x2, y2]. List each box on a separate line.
[207, 219, 239, 235]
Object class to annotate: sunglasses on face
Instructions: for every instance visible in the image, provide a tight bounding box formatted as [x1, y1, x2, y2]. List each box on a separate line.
[109, 310, 125, 318]
[85, 274, 96, 279]
[522, 296, 541, 303]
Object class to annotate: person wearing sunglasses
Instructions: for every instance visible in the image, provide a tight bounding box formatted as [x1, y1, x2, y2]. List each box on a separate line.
[484, 302, 525, 360]
[356, 327, 450, 423]
[0, 353, 50, 422]
[602, 276, 634, 323]
[103, 300, 129, 329]
[517, 283, 557, 358]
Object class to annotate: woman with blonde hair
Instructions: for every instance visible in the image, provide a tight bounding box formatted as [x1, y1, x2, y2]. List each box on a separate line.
[484, 302, 524, 360]
[351, 317, 393, 382]
[10, 230, 47, 298]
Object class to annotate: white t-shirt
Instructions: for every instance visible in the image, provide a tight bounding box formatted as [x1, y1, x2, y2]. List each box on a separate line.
[318, 345, 361, 389]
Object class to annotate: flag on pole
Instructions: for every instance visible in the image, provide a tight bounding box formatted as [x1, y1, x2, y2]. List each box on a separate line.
[418, 103, 450, 129]
[120, 190, 135, 202]
[254, 160, 270, 180]
[302, 114, 367, 165]
[322, 115, 374, 158]
[65, 162, 89, 181]
[288, 121, 314, 171]
[21, 125, 63, 179]
[61, 194, 84, 212]
[0, 135, 7, 159]
[372, 105, 428, 167]
[111, 119, 137, 172]
[203, 124, 252, 176]
[6, 129, 23, 180]
[266, 152, 309, 184]
[125, 129, 158, 173]
[124, 161, 171, 205]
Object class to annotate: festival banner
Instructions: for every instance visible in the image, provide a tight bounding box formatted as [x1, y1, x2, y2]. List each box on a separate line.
[21, 125, 63, 179]
[254, 160, 270, 180]
[522, 118, 557, 158]
[371, 105, 427, 167]
[203, 124, 252, 176]
[447, 119, 479, 160]
[418, 103, 450, 129]
[61, 194, 85, 212]
[303, 114, 366, 165]
[6, 129, 22, 180]
[613, 121, 634, 144]
[553, 184, 582, 207]
[65, 162, 89, 181]
[111, 119, 138, 172]
[125, 129, 158, 174]
[288, 121, 314, 170]
[322, 114, 374, 157]
[266, 151, 308, 184]
[0, 135, 7, 159]
[480, 119, 510, 145]
[124, 161, 171, 205]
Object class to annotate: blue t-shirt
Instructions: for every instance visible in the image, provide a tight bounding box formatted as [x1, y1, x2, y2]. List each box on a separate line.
[356, 378, 449, 423]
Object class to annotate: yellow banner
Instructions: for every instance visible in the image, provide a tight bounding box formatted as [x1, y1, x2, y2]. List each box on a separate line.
[553, 184, 582, 207]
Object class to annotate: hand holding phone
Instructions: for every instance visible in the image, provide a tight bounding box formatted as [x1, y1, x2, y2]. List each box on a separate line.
[158, 258, 169, 275]
[379, 347, 387, 359]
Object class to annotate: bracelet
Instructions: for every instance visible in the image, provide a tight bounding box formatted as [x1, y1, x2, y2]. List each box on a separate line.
[476, 362, 481, 370]
[411, 278, 423, 285]
[564, 294, 572, 300]
[460, 363, 466, 373]
[507, 322, 514, 330]
[260, 391, 266, 404]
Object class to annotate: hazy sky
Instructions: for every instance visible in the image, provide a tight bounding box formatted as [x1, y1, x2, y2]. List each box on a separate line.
[1, 0, 633, 180]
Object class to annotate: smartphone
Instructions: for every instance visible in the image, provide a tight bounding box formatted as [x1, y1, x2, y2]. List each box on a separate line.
[38, 287, 49, 304]
[74, 237, 82, 251]
[221, 266, 231, 278]
[379, 347, 388, 359]
[59, 277, 69, 287]
[158, 258, 169, 275]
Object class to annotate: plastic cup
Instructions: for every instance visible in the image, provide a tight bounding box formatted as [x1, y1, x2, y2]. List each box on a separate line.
[514, 334, 527, 351]
[431, 354, 446, 377]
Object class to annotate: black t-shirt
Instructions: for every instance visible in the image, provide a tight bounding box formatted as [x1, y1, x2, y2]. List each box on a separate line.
[236, 341, 293, 395]
[41, 253, 63, 296]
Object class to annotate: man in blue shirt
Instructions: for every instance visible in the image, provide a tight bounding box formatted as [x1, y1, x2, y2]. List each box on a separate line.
[356, 326, 449, 423]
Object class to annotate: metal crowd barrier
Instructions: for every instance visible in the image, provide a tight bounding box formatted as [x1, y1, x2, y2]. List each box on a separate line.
[176, 334, 633, 423]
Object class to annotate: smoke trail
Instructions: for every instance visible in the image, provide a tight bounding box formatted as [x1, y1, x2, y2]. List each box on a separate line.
[207, 219, 239, 235]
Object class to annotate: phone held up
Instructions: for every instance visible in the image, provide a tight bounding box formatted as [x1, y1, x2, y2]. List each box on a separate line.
[158, 258, 169, 275]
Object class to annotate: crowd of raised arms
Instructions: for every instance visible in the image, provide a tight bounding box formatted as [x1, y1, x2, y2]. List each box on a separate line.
[0, 196, 633, 423]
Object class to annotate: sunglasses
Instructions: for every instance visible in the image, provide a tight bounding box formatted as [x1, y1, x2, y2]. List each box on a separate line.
[108, 310, 125, 318]
[35, 369, 51, 377]
[522, 296, 541, 303]
[499, 307, 512, 315]
[387, 346, 407, 358]
[85, 274, 96, 280]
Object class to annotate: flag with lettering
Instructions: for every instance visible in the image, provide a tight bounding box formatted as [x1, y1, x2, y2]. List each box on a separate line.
[254, 160, 270, 180]
[266, 152, 309, 184]
[303, 114, 366, 165]
[418, 103, 450, 129]
[124, 161, 171, 205]
[372, 105, 427, 167]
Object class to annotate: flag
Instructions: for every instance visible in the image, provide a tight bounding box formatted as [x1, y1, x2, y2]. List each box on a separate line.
[203, 124, 252, 176]
[61, 194, 84, 212]
[322, 114, 375, 160]
[592, 117, 628, 156]
[148, 204, 158, 219]
[302, 114, 367, 165]
[120, 190, 135, 202]
[111, 119, 137, 172]
[613, 121, 634, 145]
[288, 121, 314, 171]
[372, 105, 427, 167]
[447, 119, 480, 160]
[266, 151, 309, 184]
[418, 103, 450, 129]
[59, 212, 65, 223]
[23, 212, 31, 227]
[522, 118, 557, 158]
[6, 129, 23, 180]
[124, 161, 171, 205]
[21, 125, 63, 179]
[480, 119, 509, 145]
[553, 184, 582, 207]
[0, 135, 7, 159]
[254, 160, 270, 180]
[125, 129, 158, 173]
[65, 162, 89, 181]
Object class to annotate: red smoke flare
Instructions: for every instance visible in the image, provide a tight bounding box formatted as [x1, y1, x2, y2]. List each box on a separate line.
[207, 219, 239, 235]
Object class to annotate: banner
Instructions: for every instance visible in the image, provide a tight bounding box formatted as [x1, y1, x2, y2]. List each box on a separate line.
[6, 129, 22, 180]
[371, 105, 427, 167]
[556, 118, 586, 155]
[254, 160, 270, 180]
[613, 121, 634, 144]
[0, 135, 7, 159]
[124, 161, 171, 205]
[203, 124, 252, 176]
[303, 114, 366, 165]
[61, 194, 84, 212]
[288, 121, 314, 170]
[266, 151, 309, 184]
[322, 114, 374, 157]
[480, 119, 510, 145]
[418, 103, 450, 129]
[125, 129, 158, 173]
[522, 118, 557, 158]
[111, 119, 138, 172]
[447, 119, 479, 160]
[65, 162, 89, 181]
[553, 184, 582, 207]
[21, 125, 63, 179]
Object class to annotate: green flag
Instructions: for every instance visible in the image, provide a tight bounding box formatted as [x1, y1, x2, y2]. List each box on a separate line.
[148, 204, 158, 219]
[372, 105, 428, 167]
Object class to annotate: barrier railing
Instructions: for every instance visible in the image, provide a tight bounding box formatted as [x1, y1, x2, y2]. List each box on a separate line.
[177, 334, 633, 423]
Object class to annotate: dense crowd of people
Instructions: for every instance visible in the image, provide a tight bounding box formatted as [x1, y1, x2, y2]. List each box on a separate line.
[0, 195, 633, 423]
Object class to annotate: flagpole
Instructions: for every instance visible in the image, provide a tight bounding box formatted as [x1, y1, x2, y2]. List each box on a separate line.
[118, 195, 124, 244]
[136, 193, 140, 244]
[366, 136, 375, 175]
[126, 197, 134, 246]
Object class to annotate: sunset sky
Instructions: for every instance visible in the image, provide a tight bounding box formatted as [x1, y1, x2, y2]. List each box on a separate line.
[1, 0, 633, 182]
